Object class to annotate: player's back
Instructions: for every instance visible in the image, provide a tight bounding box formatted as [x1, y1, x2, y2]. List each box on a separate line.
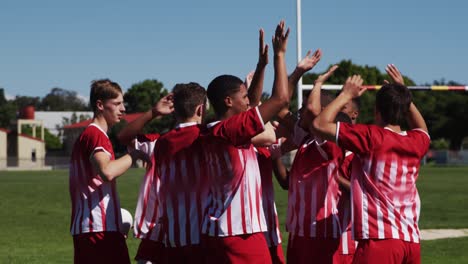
[155, 123, 208, 247]
[337, 123, 430, 242]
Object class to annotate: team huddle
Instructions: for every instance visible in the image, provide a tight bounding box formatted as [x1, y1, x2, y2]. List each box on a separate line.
[69, 21, 430, 264]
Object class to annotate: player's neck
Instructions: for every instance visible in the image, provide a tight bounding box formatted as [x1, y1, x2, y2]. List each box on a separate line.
[92, 115, 109, 133]
[384, 124, 402, 133]
[176, 116, 201, 125]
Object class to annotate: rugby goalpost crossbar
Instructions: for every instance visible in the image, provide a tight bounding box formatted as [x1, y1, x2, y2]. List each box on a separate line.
[295, 0, 468, 108]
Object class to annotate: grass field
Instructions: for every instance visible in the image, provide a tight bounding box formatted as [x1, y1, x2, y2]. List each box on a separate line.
[0, 166, 467, 263]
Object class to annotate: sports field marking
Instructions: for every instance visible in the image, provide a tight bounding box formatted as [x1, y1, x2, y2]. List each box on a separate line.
[420, 229, 468, 240]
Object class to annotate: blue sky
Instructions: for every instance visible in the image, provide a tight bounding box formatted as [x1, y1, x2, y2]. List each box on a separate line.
[1, 0, 467, 101]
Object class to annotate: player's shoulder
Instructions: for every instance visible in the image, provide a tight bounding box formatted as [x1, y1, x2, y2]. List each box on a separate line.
[407, 128, 430, 139]
[80, 124, 108, 141]
[137, 133, 160, 142]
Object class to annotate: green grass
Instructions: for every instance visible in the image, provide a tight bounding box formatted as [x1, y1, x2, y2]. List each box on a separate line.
[0, 166, 467, 263]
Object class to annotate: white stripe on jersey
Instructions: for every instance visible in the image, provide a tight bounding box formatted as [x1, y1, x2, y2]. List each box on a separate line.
[387, 200, 399, 239]
[298, 183, 306, 236]
[362, 192, 370, 239]
[376, 200, 385, 239]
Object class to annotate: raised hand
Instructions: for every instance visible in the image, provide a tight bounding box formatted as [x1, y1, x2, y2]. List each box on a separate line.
[342, 75, 366, 99]
[297, 49, 322, 73]
[315, 65, 338, 85]
[272, 20, 290, 55]
[245, 71, 255, 89]
[385, 64, 405, 85]
[152, 93, 174, 118]
[258, 29, 269, 67]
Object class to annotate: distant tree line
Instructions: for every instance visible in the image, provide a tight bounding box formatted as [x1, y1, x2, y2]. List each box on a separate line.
[1, 60, 467, 150]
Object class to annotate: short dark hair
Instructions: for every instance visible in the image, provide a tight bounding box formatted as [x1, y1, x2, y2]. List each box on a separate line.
[375, 83, 412, 125]
[207, 75, 243, 116]
[351, 97, 361, 111]
[335, 111, 352, 124]
[172, 82, 206, 120]
[90, 79, 123, 112]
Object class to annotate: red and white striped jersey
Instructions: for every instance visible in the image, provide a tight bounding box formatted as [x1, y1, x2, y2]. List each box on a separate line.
[201, 107, 267, 237]
[256, 146, 282, 247]
[286, 136, 344, 238]
[69, 123, 121, 235]
[337, 151, 357, 255]
[154, 123, 209, 247]
[132, 133, 162, 241]
[337, 123, 430, 243]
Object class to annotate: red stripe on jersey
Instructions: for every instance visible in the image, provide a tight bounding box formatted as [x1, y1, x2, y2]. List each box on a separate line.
[240, 173, 247, 234]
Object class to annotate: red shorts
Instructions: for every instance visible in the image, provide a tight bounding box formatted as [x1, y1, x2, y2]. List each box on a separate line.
[165, 244, 205, 264]
[352, 239, 420, 264]
[202, 233, 272, 264]
[135, 239, 166, 263]
[269, 244, 285, 264]
[287, 233, 340, 264]
[73, 231, 130, 264]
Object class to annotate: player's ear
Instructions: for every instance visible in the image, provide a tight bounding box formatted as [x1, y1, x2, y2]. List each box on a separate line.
[96, 99, 104, 112]
[195, 104, 204, 117]
[224, 96, 233, 108]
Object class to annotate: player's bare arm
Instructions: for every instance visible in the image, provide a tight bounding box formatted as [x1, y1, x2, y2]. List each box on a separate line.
[91, 149, 151, 182]
[118, 93, 174, 145]
[301, 65, 338, 131]
[312, 75, 366, 142]
[257, 20, 290, 123]
[251, 122, 277, 147]
[248, 28, 269, 107]
[277, 49, 322, 133]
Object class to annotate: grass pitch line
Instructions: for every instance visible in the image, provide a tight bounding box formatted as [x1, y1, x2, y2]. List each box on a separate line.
[420, 229, 468, 240]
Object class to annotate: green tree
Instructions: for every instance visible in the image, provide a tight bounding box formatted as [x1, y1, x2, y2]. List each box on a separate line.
[298, 59, 415, 124]
[0, 89, 17, 128]
[13, 95, 40, 110]
[291, 59, 468, 150]
[39, 87, 89, 111]
[124, 79, 174, 134]
[21, 125, 63, 150]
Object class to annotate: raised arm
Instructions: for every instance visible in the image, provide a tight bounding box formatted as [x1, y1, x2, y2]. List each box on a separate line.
[257, 20, 290, 123]
[248, 29, 269, 107]
[311, 75, 366, 142]
[251, 122, 276, 147]
[386, 64, 428, 132]
[277, 49, 322, 131]
[117, 93, 174, 146]
[300, 65, 338, 131]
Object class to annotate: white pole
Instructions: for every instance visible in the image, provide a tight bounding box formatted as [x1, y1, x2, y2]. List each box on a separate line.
[296, 0, 303, 110]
